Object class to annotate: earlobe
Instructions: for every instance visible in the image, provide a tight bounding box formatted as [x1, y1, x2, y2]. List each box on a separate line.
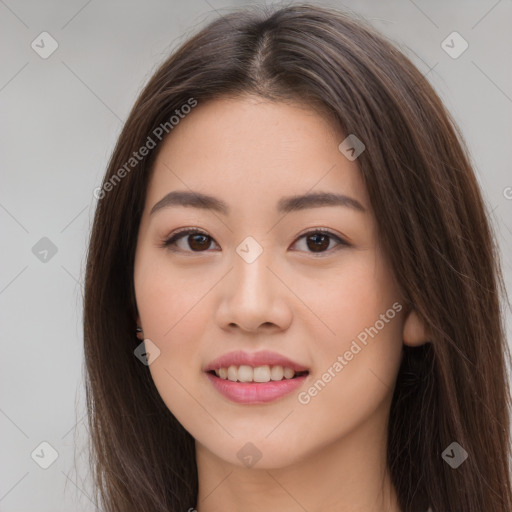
[135, 315, 144, 340]
[403, 308, 429, 346]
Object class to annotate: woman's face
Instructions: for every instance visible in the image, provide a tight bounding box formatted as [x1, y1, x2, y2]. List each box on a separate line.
[134, 95, 406, 468]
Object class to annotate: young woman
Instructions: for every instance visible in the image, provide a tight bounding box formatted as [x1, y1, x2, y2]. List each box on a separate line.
[83, 4, 512, 511]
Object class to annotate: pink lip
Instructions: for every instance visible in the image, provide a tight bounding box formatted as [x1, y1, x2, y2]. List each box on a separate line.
[203, 350, 310, 405]
[203, 350, 309, 373]
[206, 373, 308, 404]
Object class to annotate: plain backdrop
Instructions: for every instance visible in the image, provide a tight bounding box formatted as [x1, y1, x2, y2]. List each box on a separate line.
[1, 0, 511, 510]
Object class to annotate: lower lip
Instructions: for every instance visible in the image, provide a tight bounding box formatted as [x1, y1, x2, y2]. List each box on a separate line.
[206, 372, 308, 404]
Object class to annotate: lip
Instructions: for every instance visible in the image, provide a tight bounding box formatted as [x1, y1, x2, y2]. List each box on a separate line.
[204, 350, 310, 404]
[206, 373, 308, 404]
[203, 350, 309, 373]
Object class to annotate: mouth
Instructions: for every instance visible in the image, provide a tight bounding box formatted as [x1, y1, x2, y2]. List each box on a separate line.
[203, 351, 310, 404]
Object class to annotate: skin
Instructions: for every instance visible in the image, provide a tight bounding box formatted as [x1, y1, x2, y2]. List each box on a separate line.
[133, 95, 428, 512]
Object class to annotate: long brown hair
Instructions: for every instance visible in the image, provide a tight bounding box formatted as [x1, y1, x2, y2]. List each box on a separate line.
[83, 4, 512, 511]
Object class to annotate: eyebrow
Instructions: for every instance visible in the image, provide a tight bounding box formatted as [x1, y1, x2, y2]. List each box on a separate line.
[149, 190, 366, 216]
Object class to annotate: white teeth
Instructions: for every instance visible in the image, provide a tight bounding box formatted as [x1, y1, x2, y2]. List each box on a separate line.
[213, 364, 301, 382]
[283, 367, 295, 379]
[253, 365, 270, 382]
[227, 365, 238, 381]
[237, 365, 253, 382]
[270, 365, 284, 381]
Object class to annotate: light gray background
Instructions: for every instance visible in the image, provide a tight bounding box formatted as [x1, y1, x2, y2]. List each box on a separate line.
[1, 0, 511, 510]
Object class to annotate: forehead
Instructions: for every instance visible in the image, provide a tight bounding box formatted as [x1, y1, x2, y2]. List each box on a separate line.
[145, 95, 370, 215]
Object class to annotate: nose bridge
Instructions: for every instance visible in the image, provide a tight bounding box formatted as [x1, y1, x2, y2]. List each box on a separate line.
[216, 236, 288, 332]
[232, 238, 274, 302]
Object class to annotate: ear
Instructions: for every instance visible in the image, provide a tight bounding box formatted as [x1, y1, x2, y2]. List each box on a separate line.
[403, 308, 429, 347]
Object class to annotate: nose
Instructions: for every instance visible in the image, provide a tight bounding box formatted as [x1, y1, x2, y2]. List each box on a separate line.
[214, 246, 293, 334]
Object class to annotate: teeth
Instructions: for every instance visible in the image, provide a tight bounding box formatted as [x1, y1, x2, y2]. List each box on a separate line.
[283, 367, 295, 379]
[270, 365, 284, 381]
[237, 365, 253, 382]
[213, 365, 301, 382]
[227, 365, 238, 382]
[253, 365, 270, 382]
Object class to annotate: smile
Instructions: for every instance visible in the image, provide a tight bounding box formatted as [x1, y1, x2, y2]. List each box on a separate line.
[204, 351, 310, 404]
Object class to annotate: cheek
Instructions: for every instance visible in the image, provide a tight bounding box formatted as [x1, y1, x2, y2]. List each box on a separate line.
[134, 257, 212, 431]
[297, 337, 402, 449]
[295, 253, 404, 429]
[134, 249, 212, 340]
[134, 251, 209, 392]
[297, 251, 402, 353]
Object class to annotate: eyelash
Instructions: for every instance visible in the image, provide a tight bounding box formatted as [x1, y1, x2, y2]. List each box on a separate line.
[160, 228, 350, 256]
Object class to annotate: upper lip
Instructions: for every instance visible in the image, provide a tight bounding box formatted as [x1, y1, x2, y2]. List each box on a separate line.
[204, 350, 309, 373]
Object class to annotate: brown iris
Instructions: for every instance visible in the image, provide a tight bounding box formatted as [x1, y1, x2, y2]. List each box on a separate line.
[306, 233, 330, 252]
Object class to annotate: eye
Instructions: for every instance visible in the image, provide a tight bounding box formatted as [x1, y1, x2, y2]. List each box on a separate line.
[291, 229, 349, 255]
[160, 228, 349, 255]
[161, 228, 219, 253]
